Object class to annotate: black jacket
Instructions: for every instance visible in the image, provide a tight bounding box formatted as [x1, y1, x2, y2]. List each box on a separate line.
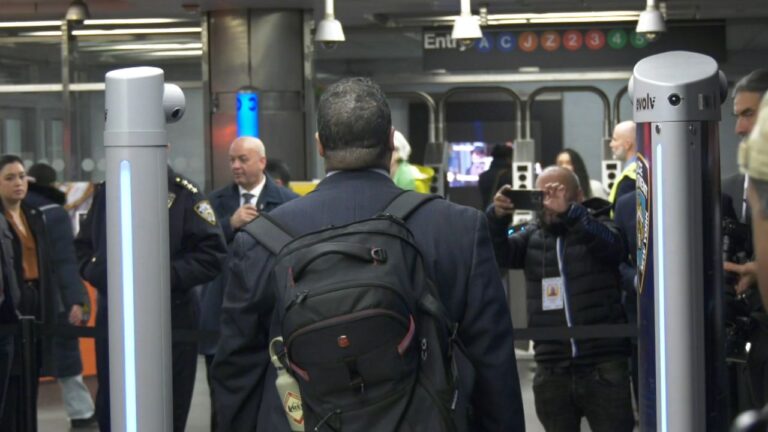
[478, 161, 511, 210]
[25, 184, 91, 377]
[488, 199, 630, 365]
[1, 202, 58, 374]
[212, 170, 524, 432]
[25, 183, 89, 312]
[75, 170, 227, 303]
[0, 216, 20, 324]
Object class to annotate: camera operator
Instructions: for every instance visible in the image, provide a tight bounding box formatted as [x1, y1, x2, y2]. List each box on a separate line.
[487, 166, 633, 432]
[723, 69, 768, 409]
[741, 93, 768, 313]
[731, 88, 768, 432]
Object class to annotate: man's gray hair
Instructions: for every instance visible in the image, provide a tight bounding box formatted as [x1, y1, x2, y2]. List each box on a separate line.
[317, 77, 391, 171]
[733, 69, 768, 98]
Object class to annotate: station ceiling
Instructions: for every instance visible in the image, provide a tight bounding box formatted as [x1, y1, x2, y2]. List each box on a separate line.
[1, 0, 767, 23]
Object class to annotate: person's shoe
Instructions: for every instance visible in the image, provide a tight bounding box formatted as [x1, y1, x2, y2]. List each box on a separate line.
[70, 413, 97, 428]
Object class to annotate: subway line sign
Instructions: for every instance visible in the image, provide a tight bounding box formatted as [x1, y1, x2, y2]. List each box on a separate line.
[423, 21, 725, 70]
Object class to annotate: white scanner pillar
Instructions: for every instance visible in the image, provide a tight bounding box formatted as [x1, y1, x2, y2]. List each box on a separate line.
[632, 51, 727, 432]
[104, 67, 184, 432]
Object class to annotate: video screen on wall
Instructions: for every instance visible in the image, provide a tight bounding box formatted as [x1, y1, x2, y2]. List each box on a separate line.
[446, 142, 494, 187]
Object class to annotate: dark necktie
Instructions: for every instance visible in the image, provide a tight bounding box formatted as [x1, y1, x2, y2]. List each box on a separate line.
[242, 192, 255, 206]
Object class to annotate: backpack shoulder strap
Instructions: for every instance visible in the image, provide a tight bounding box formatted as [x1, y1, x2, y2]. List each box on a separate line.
[382, 191, 441, 222]
[241, 213, 295, 255]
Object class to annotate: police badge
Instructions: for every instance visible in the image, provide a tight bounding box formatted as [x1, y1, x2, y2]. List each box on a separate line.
[194, 200, 217, 226]
[636, 154, 651, 293]
[168, 193, 176, 209]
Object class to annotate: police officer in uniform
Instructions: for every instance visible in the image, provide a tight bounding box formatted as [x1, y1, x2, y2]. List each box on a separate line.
[75, 168, 227, 432]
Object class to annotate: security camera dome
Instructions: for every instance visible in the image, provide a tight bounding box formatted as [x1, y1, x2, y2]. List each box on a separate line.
[315, 16, 345, 46]
[65, 0, 90, 24]
[451, 15, 482, 42]
[636, 4, 666, 41]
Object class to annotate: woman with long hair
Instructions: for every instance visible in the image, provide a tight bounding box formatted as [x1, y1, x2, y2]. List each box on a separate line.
[555, 148, 607, 200]
[0, 155, 56, 429]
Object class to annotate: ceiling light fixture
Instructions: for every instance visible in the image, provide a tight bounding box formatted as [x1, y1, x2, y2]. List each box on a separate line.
[0, 18, 191, 29]
[315, 0, 345, 49]
[79, 43, 203, 52]
[451, 0, 482, 50]
[527, 16, 639, 24]
[636, 0, 666, 41]
[0, 21, 61, 28]
[65, 0, 91, 25]
[84, 18, 184, 25]
[22, 27, 202, 37]
[386, 10, 642, 27]
[146, 50, 203, 57]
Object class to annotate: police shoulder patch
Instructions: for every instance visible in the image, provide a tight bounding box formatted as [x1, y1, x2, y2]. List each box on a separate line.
[168, 192, 176, 209]
[194, 200, 217, 226]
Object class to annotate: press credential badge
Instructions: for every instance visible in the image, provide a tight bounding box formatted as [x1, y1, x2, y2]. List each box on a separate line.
[542, 277, 564, 311]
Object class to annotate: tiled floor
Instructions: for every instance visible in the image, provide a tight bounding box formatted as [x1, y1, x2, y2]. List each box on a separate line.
[36, 355, 599, 431]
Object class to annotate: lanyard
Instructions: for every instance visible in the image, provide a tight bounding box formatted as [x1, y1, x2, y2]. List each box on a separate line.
[742, 174, 749, 223]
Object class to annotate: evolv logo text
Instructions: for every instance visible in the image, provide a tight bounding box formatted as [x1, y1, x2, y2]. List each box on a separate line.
[636, 93, 656, 111]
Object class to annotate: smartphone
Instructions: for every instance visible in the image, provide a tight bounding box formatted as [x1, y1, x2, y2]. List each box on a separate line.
[502, 189, 543, 211]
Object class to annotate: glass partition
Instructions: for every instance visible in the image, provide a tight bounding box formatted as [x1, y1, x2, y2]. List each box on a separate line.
[0, 18, 205, 186]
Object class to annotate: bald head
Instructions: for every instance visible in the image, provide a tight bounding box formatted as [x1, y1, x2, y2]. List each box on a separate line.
[229, 136, 267, 190]
[610, 121, 637, 162]
[536, 166, 583, 203]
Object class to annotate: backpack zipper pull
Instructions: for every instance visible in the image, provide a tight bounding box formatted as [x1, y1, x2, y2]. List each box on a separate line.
[295, 290, 309, 304]
[286, 290, 310, 310]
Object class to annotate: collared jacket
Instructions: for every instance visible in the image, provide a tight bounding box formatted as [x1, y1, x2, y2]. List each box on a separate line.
[25, 183, 91, 377]
[487, 198, 630, 365]
[0, 201, 58, 374]
[25, 183, 88, 313]
[207, 175, 300, 244]
[198, 175, 298, 355]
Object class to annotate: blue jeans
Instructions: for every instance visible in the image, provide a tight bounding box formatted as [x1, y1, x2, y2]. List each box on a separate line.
[533, 359, 635, 432]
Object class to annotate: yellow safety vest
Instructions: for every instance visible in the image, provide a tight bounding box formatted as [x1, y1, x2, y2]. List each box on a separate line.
[608, 160, 638, 206]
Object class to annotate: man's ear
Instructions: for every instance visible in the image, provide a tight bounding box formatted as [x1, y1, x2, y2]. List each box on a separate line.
[315, 132, 325, 158]
[576, 188, 585, 204]
[388, 127, 395, 151]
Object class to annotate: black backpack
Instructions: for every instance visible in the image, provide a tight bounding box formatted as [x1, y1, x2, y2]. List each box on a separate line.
[244, 191, 463, 432]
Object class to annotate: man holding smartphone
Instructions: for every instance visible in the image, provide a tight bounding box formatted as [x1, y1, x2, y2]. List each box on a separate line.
[487, 166, 633, 432]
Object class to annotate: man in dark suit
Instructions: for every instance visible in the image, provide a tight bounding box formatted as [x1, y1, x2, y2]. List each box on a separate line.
[199, 136, 298, 430]
[212, 77, 524, 431]
[721, 70, 768, 411]
[724, 70, 768, 288]
[206, 137, 299, 244]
